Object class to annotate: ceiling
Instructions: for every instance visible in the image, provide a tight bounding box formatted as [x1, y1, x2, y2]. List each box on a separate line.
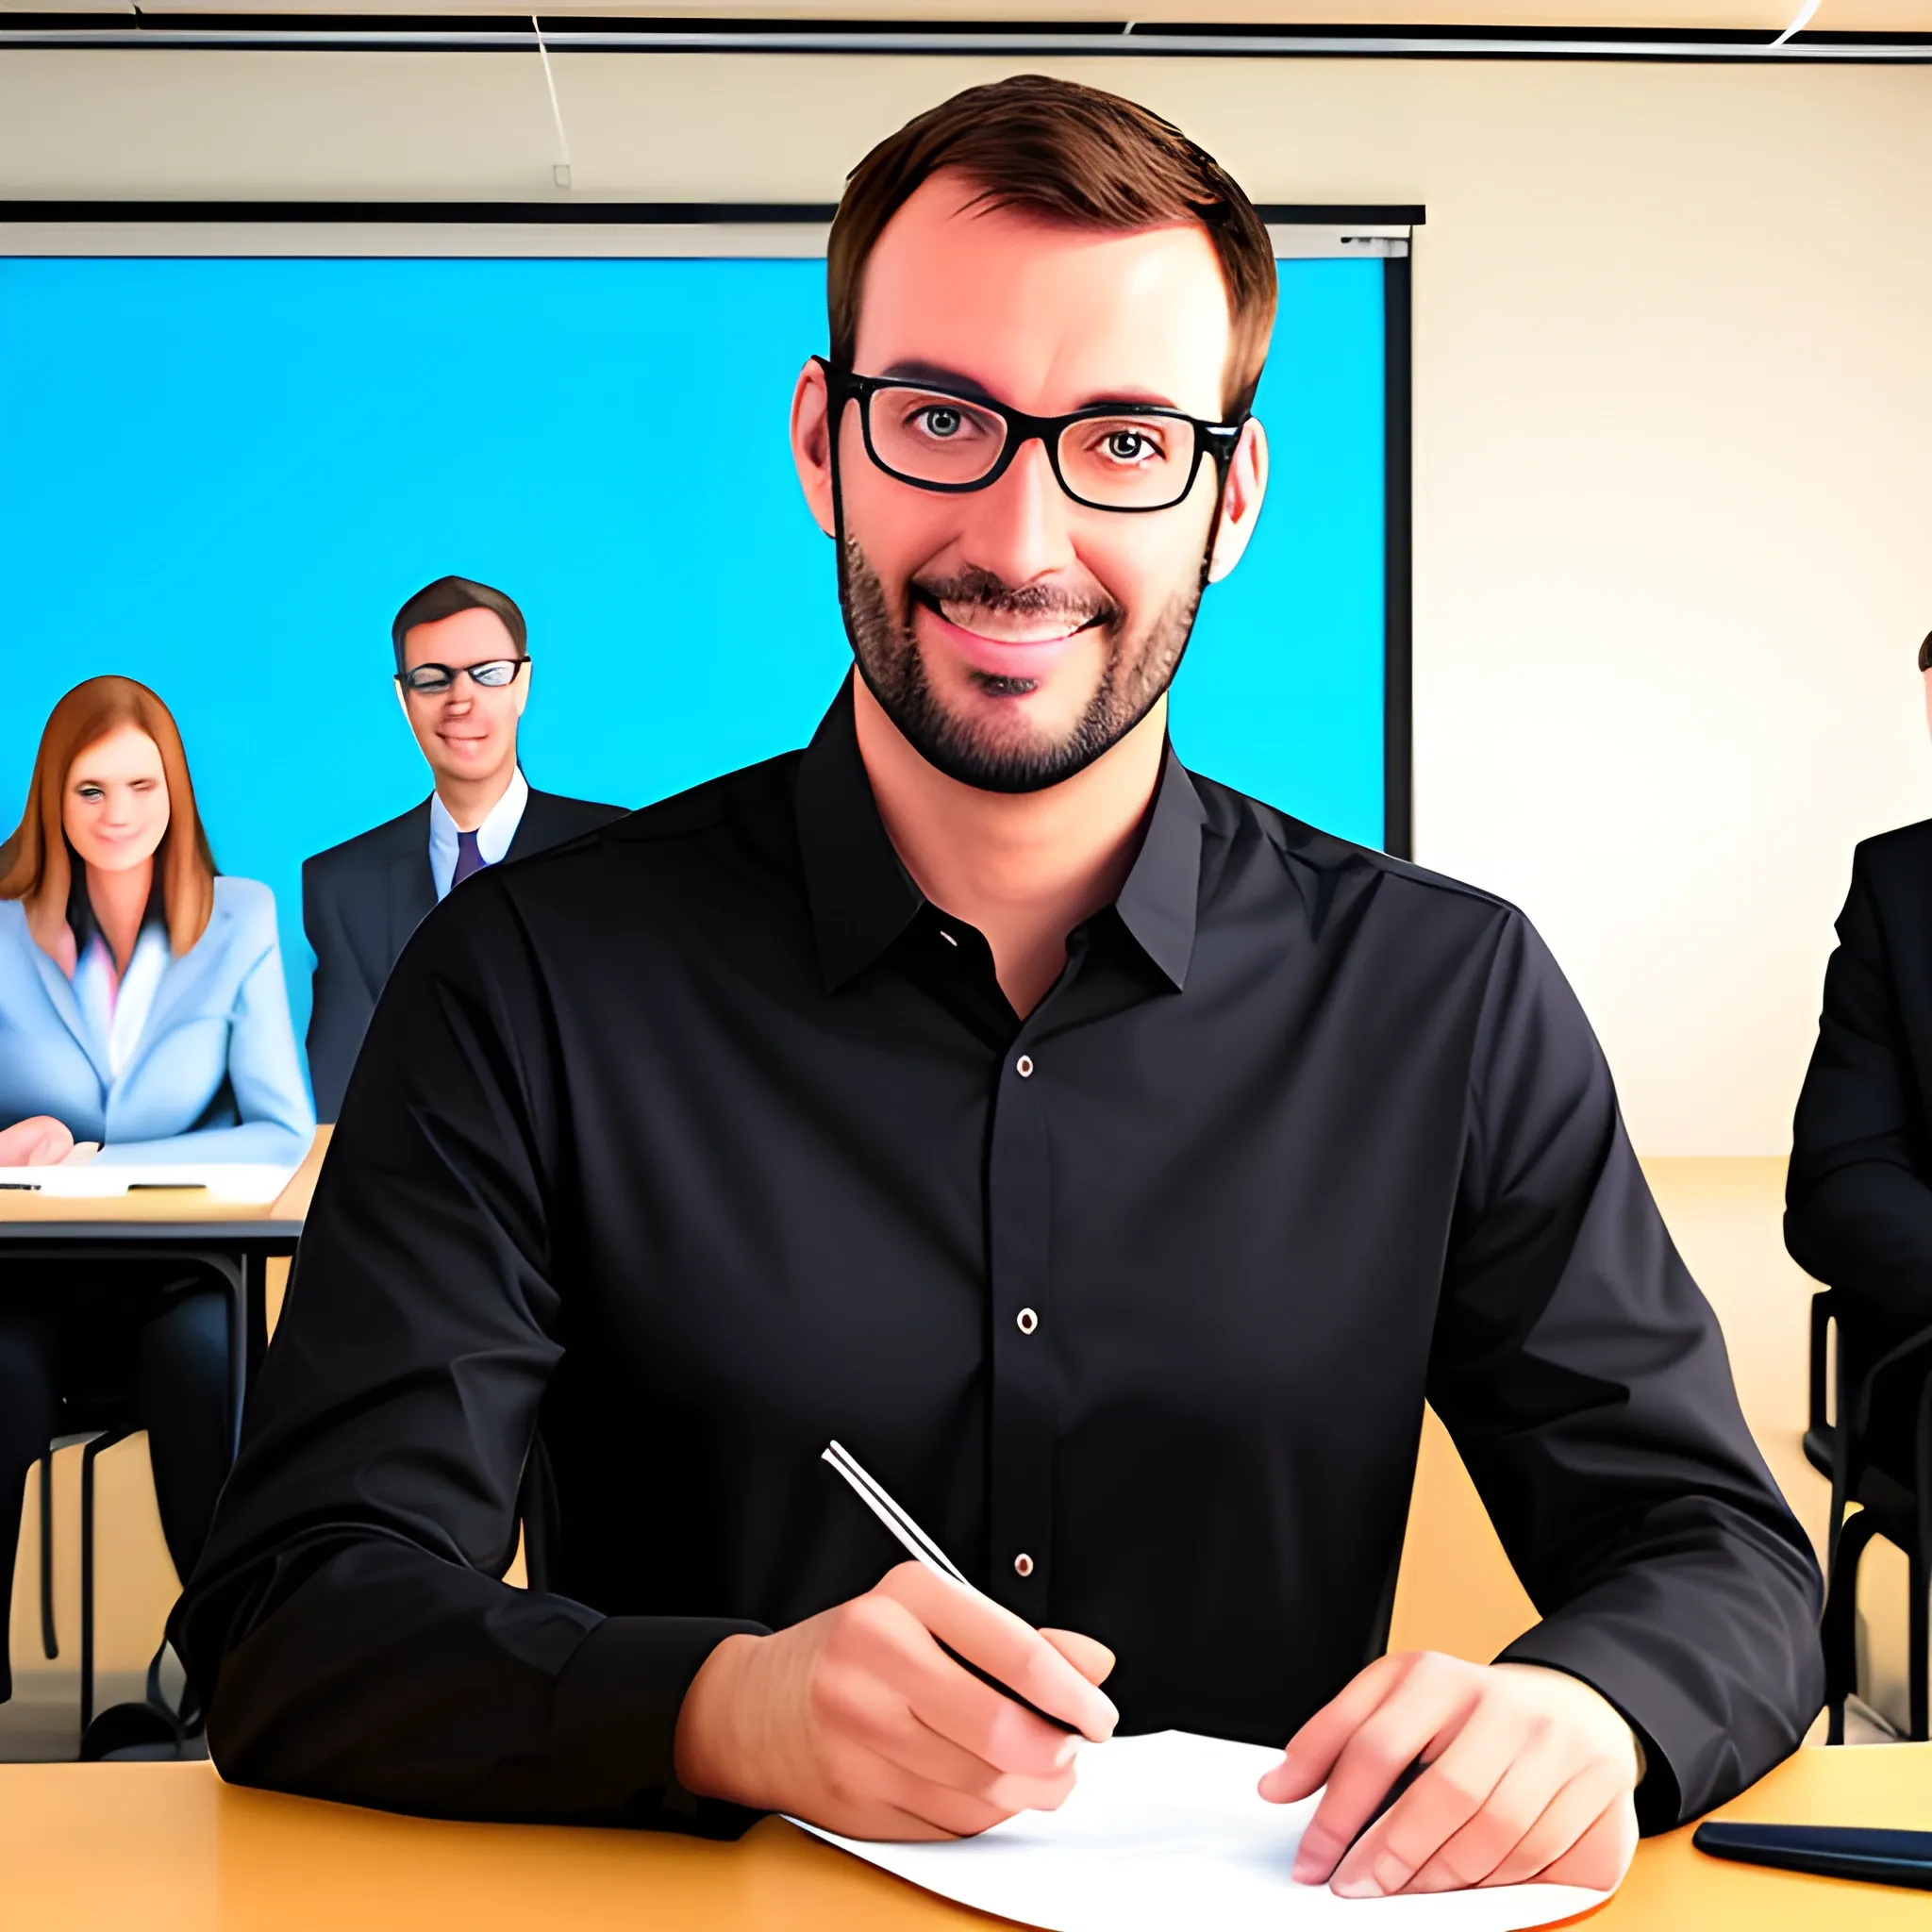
[3, 0, 1930, 37]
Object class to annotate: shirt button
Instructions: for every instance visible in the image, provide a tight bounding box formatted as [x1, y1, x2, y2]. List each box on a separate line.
[1013, 1553, 1035, 1578]
[1016, 1054, 1035, 1078]
[1016, 1307, 1039, 1335]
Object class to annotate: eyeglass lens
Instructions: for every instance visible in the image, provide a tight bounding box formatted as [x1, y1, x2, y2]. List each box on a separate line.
[865, 387, 1201, 510]
[402, 659, 524, 693]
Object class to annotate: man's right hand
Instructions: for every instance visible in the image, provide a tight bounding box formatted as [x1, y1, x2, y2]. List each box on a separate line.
[673, 1559, 1119, 1840]
[0, 1116, 75, 1166]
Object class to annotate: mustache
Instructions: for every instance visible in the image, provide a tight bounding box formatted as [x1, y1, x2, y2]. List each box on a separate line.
[908, 566, 1121, 632]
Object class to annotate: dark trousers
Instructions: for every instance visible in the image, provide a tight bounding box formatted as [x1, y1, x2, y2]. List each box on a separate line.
[0, 1279, 230, 1702]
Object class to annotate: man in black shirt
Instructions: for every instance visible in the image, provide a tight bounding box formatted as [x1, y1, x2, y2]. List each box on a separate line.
[176, 76, 1821, 1897]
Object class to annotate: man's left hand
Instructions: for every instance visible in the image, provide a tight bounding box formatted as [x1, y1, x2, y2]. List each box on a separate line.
[1258, 1652, 1641, 1897]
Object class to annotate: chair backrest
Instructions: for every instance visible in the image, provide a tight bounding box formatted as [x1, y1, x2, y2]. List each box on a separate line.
[1815, 1288, 1932, 1509]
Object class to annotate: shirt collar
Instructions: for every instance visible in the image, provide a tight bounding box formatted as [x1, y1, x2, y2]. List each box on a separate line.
[1112, 746, 1208, 991]
[428, 768, 529, 897]
[795, 681, 924, 991]
[72, 923, 172, 1077]
[795, 677, 1206, 995]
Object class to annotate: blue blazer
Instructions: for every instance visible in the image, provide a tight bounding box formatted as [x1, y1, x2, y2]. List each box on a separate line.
[0, 876, 314, 1167]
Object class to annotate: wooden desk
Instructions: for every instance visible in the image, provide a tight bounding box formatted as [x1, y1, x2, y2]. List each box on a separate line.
[0, 1132, 330, 1701]
[0, 1124, 328, 1227]
[1, 1746, 1924, 1931]
[0, 1126, 329, 1412]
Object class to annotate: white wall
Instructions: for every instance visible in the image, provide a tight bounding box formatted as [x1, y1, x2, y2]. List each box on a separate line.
[5, 49, 1930, 1151]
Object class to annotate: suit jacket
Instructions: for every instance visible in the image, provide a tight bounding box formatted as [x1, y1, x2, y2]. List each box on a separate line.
[0, 878, 313, 1166]
[1787, 817, 1932, 1335]
[303, 788, 626, 1120]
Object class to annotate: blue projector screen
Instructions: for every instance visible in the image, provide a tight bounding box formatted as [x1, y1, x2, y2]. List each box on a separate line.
[0, 251, 1386, 1060]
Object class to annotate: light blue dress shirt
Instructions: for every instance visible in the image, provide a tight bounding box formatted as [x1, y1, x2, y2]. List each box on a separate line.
[426, 769, 528, 903]
[72, 923, 171, 1078]
[0, 875, 314, 1166]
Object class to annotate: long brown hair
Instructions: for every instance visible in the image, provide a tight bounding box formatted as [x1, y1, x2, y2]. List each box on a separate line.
[828, 75, 1279, 419]
[0, 676, 216, 959]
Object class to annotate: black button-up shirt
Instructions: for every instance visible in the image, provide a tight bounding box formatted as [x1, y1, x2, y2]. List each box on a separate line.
[177, 679, 1821, 1838]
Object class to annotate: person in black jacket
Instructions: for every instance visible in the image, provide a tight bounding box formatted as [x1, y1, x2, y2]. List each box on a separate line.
[302, 575, 625, 1119]
[1787, 626, 1932, 1457]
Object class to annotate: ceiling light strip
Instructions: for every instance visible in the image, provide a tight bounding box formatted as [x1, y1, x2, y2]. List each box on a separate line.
[0, 24, 1928, 61]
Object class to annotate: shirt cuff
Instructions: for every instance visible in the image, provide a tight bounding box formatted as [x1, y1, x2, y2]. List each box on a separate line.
[549, 1613, 770, 1835]
[1492, 1629, 1680, 1833]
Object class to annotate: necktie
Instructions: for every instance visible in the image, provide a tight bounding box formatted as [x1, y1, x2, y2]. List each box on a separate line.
[451, 828, 486, 890]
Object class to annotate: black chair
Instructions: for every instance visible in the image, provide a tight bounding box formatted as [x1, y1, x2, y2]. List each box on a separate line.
[1808, 1287, 1932, 1741]
[35, 1337, 554, 1757]
[21, 1261, 245, 1753]
[35, 1421, 142, 1738]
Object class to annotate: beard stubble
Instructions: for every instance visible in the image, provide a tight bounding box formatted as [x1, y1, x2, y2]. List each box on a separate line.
[838, 538, 1206, 795]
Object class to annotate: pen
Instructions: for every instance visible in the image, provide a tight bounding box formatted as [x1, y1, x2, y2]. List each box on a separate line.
[822, 1440, 1079, 1735]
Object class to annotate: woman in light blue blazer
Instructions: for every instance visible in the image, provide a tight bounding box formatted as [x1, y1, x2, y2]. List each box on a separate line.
[0, 675, 312, 1719]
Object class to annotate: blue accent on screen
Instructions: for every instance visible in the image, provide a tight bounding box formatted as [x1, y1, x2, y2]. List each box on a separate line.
[0, 254, 1384, 1066]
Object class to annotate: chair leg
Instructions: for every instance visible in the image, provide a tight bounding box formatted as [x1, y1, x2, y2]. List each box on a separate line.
[1823, 1508, 1880, 1745]
[1914, 1386, 1932, 1742]
[1826, 1341, 1859, 1580]
[225, 1267, 246, 1464]
[78, 1427, 130, 1741]
[39, 1448, 58, 1661]
[1911, 1541, 1929, 1742]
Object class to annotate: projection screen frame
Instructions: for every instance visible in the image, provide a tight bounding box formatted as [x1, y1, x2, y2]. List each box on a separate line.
[0, 196, 1417, 858]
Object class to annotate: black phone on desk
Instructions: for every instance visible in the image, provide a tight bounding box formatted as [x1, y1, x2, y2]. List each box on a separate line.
[1693, 1821, 1932, 1891]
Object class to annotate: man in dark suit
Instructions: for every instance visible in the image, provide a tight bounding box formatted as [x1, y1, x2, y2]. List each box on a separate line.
[1787, 626, 1932, 1468]
[303, 575, 625, 1120]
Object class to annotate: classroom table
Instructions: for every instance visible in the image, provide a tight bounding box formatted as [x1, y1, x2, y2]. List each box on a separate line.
[0, 1126, 329, 1403]
[0, 1132, 328, 1721]
[1, 1743, 1925, 1931]
[0, 1127, 327, 1228]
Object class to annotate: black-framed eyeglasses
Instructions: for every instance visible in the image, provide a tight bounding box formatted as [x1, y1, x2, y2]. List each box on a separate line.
[816, 357, 1245, 515]
[395, 657, 530, 696]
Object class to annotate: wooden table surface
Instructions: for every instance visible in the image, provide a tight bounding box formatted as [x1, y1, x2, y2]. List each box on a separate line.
[2, 1745, 1925, 1931]
[0, 1126, 329, 1226]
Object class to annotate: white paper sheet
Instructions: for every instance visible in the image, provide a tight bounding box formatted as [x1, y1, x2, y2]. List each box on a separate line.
[0, 1159, 303, 1204]
[793, 1731, 1611, 1931]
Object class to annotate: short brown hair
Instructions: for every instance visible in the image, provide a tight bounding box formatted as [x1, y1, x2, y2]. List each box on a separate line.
[391, 575, 527, 674]
[828, 75, 1278, 419]
[0, 676, 217, 959]
[1919, 628, 1932, 674]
